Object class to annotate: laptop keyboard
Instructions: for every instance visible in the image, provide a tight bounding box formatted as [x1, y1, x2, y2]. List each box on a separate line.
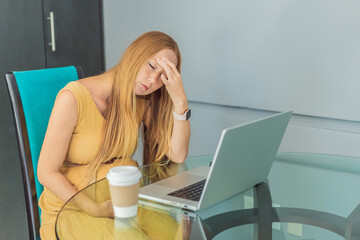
[167, 179, 206, 201]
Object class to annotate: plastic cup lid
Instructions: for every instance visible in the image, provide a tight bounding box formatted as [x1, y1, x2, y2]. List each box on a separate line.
[107, 166, 142, 183]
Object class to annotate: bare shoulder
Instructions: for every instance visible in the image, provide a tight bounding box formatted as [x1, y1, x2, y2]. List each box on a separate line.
[77, 76, 94, 88]
[56, 89, 77, 108]
[76, 76, 100, 95]
[51, 89, 78, 124]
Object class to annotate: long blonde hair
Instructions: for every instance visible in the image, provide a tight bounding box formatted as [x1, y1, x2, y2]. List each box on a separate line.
[84, 31, 181, 185]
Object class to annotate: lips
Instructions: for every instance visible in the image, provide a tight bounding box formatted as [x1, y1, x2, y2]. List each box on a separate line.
[140, 83, 149, 90]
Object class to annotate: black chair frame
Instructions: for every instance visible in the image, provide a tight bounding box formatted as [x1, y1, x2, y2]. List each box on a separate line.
[4, 66, 84, 240]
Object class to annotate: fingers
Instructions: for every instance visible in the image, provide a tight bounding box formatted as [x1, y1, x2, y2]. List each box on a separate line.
[156, 56, 186, 106]
[164, 58, 180, 75]
[156, 57, 180, 78]
[160, 73, 168, 85]
[156, 57, 172, 78]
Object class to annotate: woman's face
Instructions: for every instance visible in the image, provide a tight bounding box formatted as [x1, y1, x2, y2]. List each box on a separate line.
[134, 49, 178, 96]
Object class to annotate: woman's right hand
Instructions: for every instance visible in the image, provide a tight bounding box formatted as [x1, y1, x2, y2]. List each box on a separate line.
[76, 196, 114, 219]
[88, 200, 114, 218]
[98, 200, 115, 218]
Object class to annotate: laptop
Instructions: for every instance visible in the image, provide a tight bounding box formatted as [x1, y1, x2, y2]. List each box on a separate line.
[139, 111, 292, 211]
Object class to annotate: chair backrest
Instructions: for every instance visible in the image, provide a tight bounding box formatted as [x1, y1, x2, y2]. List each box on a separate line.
[5, 66, 84, 240]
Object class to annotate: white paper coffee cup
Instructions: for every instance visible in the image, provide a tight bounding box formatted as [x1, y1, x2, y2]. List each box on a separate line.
[107, 166, 142, 218]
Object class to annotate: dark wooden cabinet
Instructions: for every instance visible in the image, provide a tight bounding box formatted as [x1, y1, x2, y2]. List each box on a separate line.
[43, 0, 104, 77]
[0, 1, 104, 239]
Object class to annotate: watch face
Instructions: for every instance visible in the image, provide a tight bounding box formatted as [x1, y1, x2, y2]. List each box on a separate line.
[186, 109, 191, 120]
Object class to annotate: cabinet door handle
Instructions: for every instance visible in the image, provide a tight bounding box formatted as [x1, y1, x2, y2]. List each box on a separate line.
[47, 11, 56, 52]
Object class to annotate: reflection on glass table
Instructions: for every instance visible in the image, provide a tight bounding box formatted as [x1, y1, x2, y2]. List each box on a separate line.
[55, 155, 218, 240]
[55, 154, 360, 240]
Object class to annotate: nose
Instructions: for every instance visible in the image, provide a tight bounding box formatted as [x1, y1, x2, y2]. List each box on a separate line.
[148, 71, 160, 83]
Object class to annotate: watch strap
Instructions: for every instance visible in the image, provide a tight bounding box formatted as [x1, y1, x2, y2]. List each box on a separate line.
[173, 108, 191, 121]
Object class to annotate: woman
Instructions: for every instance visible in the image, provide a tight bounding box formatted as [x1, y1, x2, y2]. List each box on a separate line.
[37, 31, 191, 239]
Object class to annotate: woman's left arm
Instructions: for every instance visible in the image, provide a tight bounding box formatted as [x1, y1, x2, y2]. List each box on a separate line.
[169, 104, 191, 163]
[157, 57, 191, 163]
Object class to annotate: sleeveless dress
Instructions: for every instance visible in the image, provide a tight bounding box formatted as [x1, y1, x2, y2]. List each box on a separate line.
[38, 81, 139, 239]
[39, 81, 182, 239]
[38, 82, 183, 240]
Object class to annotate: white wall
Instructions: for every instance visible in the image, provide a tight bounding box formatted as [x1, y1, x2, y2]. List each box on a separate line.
[103, 0, 360, 121]
[103, 1, 360, 159]
[188, 102, 360, 158]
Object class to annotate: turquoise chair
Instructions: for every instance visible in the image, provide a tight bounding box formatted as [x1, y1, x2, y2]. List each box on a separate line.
[5, 66, 84, 240]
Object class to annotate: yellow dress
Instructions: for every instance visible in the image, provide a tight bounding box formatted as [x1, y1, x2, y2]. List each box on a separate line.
[38, 81, 139, 239]
[39, 81, 182, 239]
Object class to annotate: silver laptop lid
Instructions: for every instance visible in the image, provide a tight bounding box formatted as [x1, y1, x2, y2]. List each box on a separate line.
[198, 111, 292, 210]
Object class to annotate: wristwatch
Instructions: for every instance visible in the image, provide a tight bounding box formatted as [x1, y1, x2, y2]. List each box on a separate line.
[173, 108, 191, 121]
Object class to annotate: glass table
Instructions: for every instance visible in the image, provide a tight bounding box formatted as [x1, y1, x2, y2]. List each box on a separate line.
[55, 153, 360, 240]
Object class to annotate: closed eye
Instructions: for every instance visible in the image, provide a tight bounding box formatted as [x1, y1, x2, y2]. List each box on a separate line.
[149, 63, 155, 69]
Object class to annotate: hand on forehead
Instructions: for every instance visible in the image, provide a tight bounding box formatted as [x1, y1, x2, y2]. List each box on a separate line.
[152, 49, 178, 67]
